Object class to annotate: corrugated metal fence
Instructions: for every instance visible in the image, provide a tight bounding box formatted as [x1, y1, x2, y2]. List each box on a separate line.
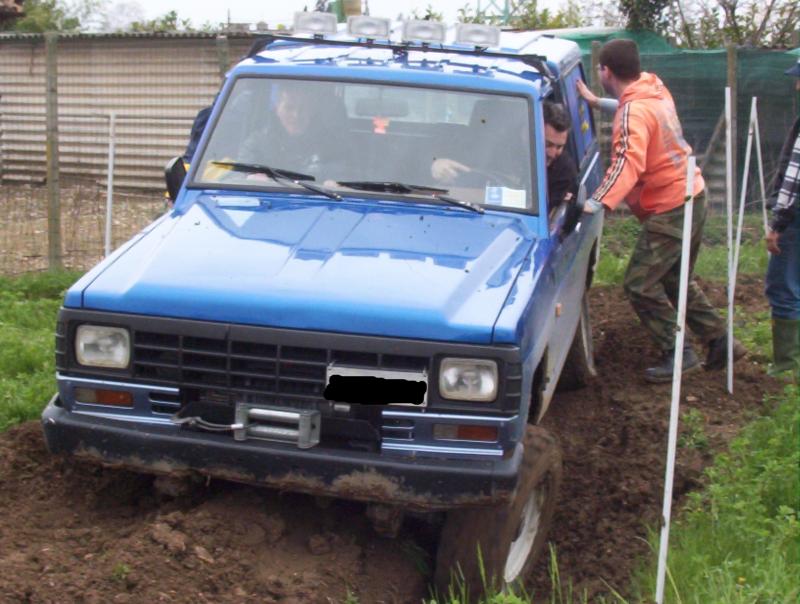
[0, 32, 258, 190]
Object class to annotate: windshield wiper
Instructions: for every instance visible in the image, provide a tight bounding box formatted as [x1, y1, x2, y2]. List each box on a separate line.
[336, 180, 483, 213]
[211, 161, 341, 200]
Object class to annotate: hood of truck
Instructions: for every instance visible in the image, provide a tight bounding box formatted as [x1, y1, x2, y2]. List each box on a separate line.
[75, 193, 537, 344]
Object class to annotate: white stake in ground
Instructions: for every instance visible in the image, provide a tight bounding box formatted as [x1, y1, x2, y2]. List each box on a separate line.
[750, 99, 768, 237]
[732, 98, 760, 325]
[724, 88, 735, 394]
[104, 111, 116, 258]
[655, 156, 696, 604]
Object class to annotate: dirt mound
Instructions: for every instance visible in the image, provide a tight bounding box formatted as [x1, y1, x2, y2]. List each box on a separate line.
[0, 280, 779, 603]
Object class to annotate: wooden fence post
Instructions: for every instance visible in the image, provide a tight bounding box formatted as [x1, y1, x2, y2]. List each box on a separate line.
[45, 31, 62, 271]
[216, 34, 230, 80]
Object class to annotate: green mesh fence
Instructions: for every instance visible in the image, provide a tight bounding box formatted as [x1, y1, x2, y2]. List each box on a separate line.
[559, 30, 799, 200]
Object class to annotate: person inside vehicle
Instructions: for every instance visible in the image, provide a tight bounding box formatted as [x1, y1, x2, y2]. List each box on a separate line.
[431, 100, 577, 211]
[240, 83, 327, 173]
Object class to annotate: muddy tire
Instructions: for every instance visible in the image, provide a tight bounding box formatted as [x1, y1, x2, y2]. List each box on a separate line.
[433, 426, 562, 600]
[557, 292, 597, 392]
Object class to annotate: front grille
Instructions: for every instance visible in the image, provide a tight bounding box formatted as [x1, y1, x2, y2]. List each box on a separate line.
[133, 329, 429, 408]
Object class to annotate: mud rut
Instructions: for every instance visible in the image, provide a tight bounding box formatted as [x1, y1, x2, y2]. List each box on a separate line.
[0, 279, 779, 604]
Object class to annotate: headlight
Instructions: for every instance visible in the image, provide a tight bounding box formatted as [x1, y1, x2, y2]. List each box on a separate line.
[75, 325, 130, 368]
[439, 358, 498, 402]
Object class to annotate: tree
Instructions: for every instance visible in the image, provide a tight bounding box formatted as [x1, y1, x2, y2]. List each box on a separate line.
[457, 0, 590, 28]
[618, 0, 670, 30]
[3, 0, 80, 32]
[128, 9, 192, 32]
[662, 0, 799, 48]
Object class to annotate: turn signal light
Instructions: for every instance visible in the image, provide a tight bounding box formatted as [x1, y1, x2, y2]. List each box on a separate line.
[433, 424, 498, 442]
[74, 387, 133, 407]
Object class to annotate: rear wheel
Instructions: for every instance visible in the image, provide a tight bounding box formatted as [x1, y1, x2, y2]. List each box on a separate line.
[557, 292, 597, 391]
[433, 426, 562, 600]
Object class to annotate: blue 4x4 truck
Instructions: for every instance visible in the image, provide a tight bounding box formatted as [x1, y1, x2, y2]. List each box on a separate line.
[42, 18, 603, 596]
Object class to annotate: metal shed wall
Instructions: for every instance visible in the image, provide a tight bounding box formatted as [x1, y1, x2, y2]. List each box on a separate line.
[0, 34, 256, 189]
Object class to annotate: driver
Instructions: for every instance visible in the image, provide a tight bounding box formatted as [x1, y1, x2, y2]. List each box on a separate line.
[239, 83, 344, 177]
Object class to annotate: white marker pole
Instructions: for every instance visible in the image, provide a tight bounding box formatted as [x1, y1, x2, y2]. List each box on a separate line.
[104, 111, 117, 258]
[751, 99, 768, 237]
[655, 156, 696, 604]
[732, 100, 756, 306]
[724, 88, 734, 394]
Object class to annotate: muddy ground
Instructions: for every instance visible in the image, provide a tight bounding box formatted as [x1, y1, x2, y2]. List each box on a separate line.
[0, 278, 781, 604]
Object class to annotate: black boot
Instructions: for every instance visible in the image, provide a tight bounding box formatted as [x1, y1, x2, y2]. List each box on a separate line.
[705, 335, 747, 371]
[645, 346, 701, 383]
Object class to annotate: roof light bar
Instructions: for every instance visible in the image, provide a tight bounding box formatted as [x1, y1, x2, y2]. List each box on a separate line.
[293, 11, 337, 36]
[455, 23, 501, 48]
[347, 15, 391, 39]
[402, 19, 446, 44]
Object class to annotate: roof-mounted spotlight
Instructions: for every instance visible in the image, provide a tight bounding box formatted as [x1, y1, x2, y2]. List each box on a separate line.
[455, 23, 501, 48]
[293, 11, 337, 36]
[402, 19, 446, 44]
[347, 15, 391, 39]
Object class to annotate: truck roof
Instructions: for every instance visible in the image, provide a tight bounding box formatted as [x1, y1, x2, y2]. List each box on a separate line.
[235, 29, 582, 87]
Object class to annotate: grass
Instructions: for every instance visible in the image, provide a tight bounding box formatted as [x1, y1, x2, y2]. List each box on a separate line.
[0, 270, 81, 431]
[596, 213, 769, 286]
[630, 384, 799, 604]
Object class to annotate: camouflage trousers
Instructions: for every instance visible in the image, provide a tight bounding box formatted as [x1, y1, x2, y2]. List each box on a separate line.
[624, 192, 726, 352]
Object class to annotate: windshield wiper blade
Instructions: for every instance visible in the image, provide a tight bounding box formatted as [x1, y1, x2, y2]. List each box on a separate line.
[435, 194, 484, 214]
[336, 180, 482, 213]
[336, 181, 449, 195]
[212, 161, 314, 181]
[211, 161, 341, 200]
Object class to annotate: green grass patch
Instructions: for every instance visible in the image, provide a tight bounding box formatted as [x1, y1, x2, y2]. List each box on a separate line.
[630, 384, 800, 604]
[0, 270, 80, 431]
[597, 214, 769, 286]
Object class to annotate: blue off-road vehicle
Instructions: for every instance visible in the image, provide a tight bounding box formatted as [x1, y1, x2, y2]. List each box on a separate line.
[42, 16, 603, 595]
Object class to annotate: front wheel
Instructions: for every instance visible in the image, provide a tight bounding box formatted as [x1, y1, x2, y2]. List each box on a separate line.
[433, 426, 562, 600]
[557, 292, 597, 392]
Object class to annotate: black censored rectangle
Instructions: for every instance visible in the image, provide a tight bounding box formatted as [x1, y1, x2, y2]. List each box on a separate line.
[324, 375, 427, 406]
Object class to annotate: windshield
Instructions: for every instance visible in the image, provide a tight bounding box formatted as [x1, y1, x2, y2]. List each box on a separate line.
[194, 77, 535, 211]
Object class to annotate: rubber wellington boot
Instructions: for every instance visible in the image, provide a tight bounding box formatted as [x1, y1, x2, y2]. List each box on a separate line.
[768, 317, 800, 380]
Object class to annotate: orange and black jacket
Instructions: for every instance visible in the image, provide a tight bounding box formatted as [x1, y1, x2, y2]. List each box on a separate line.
[593, 72, 705, 221]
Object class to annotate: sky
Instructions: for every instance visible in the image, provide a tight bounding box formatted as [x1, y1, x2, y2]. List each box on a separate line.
[128, 0, 563, 30]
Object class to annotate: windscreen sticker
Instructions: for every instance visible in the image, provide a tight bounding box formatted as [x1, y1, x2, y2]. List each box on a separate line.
[485, 186, 527, 209]
[372, 117, 390, 134]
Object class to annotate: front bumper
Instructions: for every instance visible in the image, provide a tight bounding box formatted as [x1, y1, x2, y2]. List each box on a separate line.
[41, 395, 522, 511]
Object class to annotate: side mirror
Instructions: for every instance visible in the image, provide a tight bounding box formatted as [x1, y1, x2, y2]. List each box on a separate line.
[561, 183, 586, 238]
[165, 156, 187, 202]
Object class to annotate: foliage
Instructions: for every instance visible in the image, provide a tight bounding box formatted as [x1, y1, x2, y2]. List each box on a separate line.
[456, 0, 589, 29]
[0, 271, 79, 431]
[678, 408, 709, 451]
[128, 9, 191, 33]
[632, 384, 800, 603]
[3, 0, 80, 32]
[596, 213, 769, 286]
[510, 0, 589, 30]
[661, 0, 800, 48]
[618, 0, 670, 30]
[410, 5, 444, 22]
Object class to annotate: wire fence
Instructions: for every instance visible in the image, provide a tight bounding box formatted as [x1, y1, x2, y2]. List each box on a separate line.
[0, 182, 165, 276]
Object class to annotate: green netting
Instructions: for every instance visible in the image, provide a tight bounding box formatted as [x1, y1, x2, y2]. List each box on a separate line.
[558, 30, 799, 199]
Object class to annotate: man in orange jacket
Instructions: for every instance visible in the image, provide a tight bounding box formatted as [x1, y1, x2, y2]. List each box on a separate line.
[583, 39, 745, 382]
